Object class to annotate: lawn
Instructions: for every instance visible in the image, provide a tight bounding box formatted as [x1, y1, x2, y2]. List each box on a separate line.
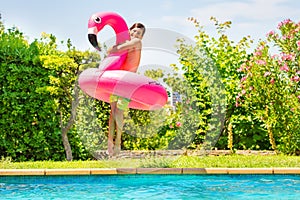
[1, 154, 300, 169]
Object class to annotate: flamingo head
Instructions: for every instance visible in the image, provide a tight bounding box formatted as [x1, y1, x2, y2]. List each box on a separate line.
[87, 13, 107, 51]
[87, 12, 129, 52]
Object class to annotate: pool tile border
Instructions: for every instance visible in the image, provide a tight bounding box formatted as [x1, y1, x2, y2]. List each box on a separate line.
[90, 168, 118, 175]
[45, 169, 90, 175]
[1, 168, 300, 176]
[183, 168, 228, 174]
[0, 169, 45, 176]
[273, 168, 300, 174]
[227, 168, 273, 174]
[137, 168, 182, 174]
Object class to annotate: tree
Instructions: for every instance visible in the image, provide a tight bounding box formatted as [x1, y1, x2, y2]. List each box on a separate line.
[37, 33, 100, 160]
[0, 13, 4, 31]
[174, 17, 263, 151]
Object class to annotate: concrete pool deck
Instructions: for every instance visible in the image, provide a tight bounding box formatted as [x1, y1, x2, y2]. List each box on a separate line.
[1, 168, 300, 175]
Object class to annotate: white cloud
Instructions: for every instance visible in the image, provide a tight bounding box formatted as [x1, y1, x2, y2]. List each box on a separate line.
[190, 0, 299, 23]
[154, 0, 300, 48]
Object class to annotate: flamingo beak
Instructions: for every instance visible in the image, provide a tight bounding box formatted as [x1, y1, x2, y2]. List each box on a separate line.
[88, 34, 101, 51]
[88, 27, 101, 51]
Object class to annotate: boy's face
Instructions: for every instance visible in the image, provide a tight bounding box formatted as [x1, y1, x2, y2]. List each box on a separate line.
[130, 27, 144, 40]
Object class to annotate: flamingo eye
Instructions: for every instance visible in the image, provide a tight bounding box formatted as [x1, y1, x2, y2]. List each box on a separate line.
[93, 16, 101, 24]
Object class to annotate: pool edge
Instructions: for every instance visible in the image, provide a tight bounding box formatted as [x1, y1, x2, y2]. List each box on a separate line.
[1, 168, 300, 175]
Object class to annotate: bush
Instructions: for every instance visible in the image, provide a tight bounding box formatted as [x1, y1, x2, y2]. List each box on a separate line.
[239, 19, 300, 154]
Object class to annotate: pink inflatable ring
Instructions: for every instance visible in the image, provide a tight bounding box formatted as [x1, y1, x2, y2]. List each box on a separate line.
[78, 12, 168, 110]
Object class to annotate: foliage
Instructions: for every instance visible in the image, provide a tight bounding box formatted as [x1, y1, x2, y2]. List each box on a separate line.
[122, 108, 172, 150]
[240, 19, 300, 154]
[176, 17, 300, 154]
[0, 27, 64, 161]
[0, 25, 99, 161]
[174, 17, 268, 151]
[75, 97, 111, 157]
[0, 14, 4, 32]
[121, 67, 201, 151]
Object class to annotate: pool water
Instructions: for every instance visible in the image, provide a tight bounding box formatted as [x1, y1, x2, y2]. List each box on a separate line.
[1, 174, 300, 199]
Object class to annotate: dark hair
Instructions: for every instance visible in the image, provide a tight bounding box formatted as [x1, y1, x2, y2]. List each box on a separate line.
[130, 23, 146, 36]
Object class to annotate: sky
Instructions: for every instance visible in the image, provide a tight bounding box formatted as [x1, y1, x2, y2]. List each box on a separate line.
[1, 0, 300, 67]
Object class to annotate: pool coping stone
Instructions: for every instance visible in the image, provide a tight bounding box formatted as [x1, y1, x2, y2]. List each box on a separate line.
[1, 168, 300, 176]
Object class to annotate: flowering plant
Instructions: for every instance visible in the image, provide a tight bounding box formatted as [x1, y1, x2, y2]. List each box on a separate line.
[239, 19, 300, 154]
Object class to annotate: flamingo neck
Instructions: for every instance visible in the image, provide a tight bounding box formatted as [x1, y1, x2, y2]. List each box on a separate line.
[106, 15, 130, 44]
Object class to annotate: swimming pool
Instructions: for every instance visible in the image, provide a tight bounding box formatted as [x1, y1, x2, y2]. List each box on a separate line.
[1, 174, 299, 199]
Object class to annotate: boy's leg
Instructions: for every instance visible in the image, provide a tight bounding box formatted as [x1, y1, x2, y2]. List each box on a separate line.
[114, 98, 130, 155]
[108, 100, 117, 156]
[114, 107, 124, 155]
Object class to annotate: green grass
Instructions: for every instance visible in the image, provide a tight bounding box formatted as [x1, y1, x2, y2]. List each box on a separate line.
[1, 155, 300, 169]
[0, 158, 140, 169]
[171, 155, 300, 168]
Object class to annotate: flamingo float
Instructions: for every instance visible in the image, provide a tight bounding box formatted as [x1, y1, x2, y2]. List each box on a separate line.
[78, 12, 168, 110]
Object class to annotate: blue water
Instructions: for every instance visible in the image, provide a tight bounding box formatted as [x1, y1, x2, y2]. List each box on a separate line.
[0, 174, 300, 199]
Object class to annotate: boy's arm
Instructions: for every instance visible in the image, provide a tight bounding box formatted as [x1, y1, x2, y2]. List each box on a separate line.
[108, 38, 141, 54]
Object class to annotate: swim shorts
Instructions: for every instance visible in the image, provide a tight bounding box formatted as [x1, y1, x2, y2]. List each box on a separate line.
[109, 94, 130, 110]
